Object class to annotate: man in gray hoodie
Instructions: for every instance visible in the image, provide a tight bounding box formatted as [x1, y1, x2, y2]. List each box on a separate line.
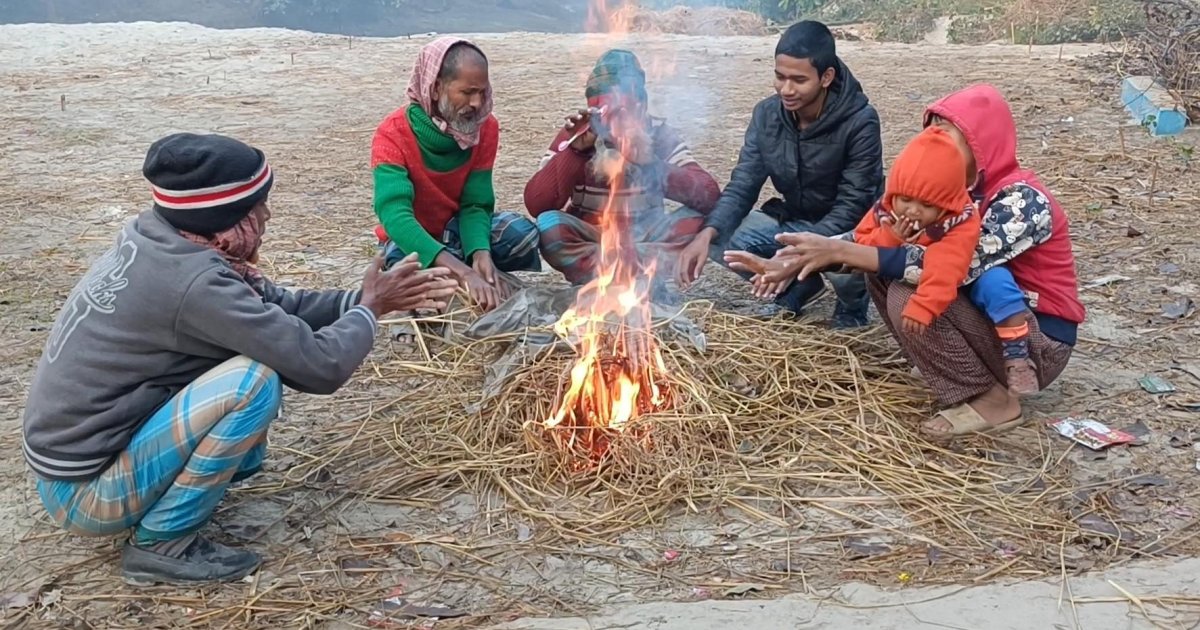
[21, 133, 457, 586]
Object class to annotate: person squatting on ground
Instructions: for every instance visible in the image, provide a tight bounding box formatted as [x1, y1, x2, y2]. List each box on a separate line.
[726, 84, 1085, 438]
[863, 126, 1041, 394]
[674, 20, 883, 328]
[524, 49, 721, 289]
[372, 37, 541, 313]
[729, 126, 1040, 396]
[21, 133, 457, 585]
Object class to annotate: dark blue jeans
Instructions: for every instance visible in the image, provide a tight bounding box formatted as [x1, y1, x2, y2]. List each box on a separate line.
[711, 210, 870, 315]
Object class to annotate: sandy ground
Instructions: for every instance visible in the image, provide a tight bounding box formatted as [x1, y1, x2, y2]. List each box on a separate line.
[1, 20, 1199, 629]
[492, 558, 1200, 629]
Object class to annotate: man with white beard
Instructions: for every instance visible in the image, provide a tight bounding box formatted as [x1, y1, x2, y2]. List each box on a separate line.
[371, 38, 541, 313]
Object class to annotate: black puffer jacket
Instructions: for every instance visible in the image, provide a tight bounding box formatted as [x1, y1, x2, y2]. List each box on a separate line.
[706, 59, 884, 241]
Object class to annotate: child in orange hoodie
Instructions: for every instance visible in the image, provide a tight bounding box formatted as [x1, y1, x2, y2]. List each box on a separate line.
[851, 126, 1038, 394]
[728, 126, 1038, 394]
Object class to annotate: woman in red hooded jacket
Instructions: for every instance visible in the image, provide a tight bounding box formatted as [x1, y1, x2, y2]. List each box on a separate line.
[726, 84, 1085, 439]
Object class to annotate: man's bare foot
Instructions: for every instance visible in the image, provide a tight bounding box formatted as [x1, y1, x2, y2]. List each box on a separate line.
[921, 384, 1022, 435]
[1005, 358, 1039, 397]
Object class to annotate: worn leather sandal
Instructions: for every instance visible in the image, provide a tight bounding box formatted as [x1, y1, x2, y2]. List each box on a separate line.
[920, 403, 1026, 440]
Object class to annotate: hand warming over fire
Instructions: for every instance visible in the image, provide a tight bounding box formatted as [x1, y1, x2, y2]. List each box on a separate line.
[749, 273, 792, 298]
[675, 227, 717, 289]
[465, 251, 507, 312]
[774, 232, 851, 280]
[724, 250, 802, 297]
[723, 250, 769, 276]
[359, 254, 458, 317]
[473, 250, 498, 285]
[428, 249, 507, 313]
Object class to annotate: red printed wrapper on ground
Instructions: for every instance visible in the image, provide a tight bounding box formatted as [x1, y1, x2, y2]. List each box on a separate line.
[1048, 417, 1135, 450]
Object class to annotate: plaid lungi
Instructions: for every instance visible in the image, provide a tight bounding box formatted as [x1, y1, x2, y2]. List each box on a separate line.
[868, 275, 1073, 407]
[383, 211, 541, 272]
[36, 356, 282, 543]
[536, 206, 703, 284]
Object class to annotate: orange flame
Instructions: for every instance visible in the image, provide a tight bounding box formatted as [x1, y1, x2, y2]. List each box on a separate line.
[586, 0, 634, 34]
[544, 4, 676, 458]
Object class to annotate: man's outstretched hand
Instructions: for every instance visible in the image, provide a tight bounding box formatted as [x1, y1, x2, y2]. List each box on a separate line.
[774, 232, 849, 281]
[473, 250, 498, 286]
[723, 250, 768, 275]
[464, 251, 510, 312]
[676, 227, 717, 289]
[462, 271, 503, 312]
[359, 254, 458, 317]
[724, 250, 802, 298]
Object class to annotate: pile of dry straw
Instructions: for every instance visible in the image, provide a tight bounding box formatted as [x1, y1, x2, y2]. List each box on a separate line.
[302, 303, 1137, 564]
[57, 303, 1177, 629]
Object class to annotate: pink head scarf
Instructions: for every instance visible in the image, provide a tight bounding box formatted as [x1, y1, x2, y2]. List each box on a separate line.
[405, 36, 494, 150]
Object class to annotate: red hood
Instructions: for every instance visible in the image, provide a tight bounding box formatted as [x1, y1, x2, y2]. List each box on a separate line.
[926, 84, 1086, 327]
[924, 84, 1033, 204]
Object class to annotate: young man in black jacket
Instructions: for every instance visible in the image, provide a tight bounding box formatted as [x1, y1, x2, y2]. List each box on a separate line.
[676, 20, 883, 328]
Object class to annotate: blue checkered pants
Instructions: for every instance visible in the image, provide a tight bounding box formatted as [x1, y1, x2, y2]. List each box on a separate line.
[36, 356, 282, 543]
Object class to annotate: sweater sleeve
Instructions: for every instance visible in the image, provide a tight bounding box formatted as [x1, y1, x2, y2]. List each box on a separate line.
[176, 267, 378, 395]
[900, 212, 982, 325]
[523, 129, 590, 216]
[372, 120, 447, 268]
[877, 184, 1053, 285]
[458, 170, 494, 260]
[259, 280, 362, 331]
[657, 124, 721, 214]
[665, 164, 721, 214]
[458, 119, 500, 260]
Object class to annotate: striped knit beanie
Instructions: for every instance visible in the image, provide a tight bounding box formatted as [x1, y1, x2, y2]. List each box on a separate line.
[585, 49, 647, 103]
[143, 133, 274, 235]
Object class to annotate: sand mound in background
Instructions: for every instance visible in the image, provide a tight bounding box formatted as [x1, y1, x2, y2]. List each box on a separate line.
[608, 5, 770, 36]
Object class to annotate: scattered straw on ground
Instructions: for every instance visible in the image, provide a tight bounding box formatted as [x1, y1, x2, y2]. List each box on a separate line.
[295, 303, 1157, 582]
[176, 300, 1184, 628]
[5, 24, 1200, 629]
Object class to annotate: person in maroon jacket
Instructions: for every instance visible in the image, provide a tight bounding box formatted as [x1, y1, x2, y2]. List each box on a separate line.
[726, 84, 1085, 439]
[523, 49, 721, 288]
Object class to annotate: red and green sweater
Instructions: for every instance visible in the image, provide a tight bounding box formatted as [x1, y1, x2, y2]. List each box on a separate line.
[371, 103, 499, 267]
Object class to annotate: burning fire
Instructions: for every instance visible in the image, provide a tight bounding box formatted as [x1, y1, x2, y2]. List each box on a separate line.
[545, 261, 672, 432]
[544, 0, 676, 458]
